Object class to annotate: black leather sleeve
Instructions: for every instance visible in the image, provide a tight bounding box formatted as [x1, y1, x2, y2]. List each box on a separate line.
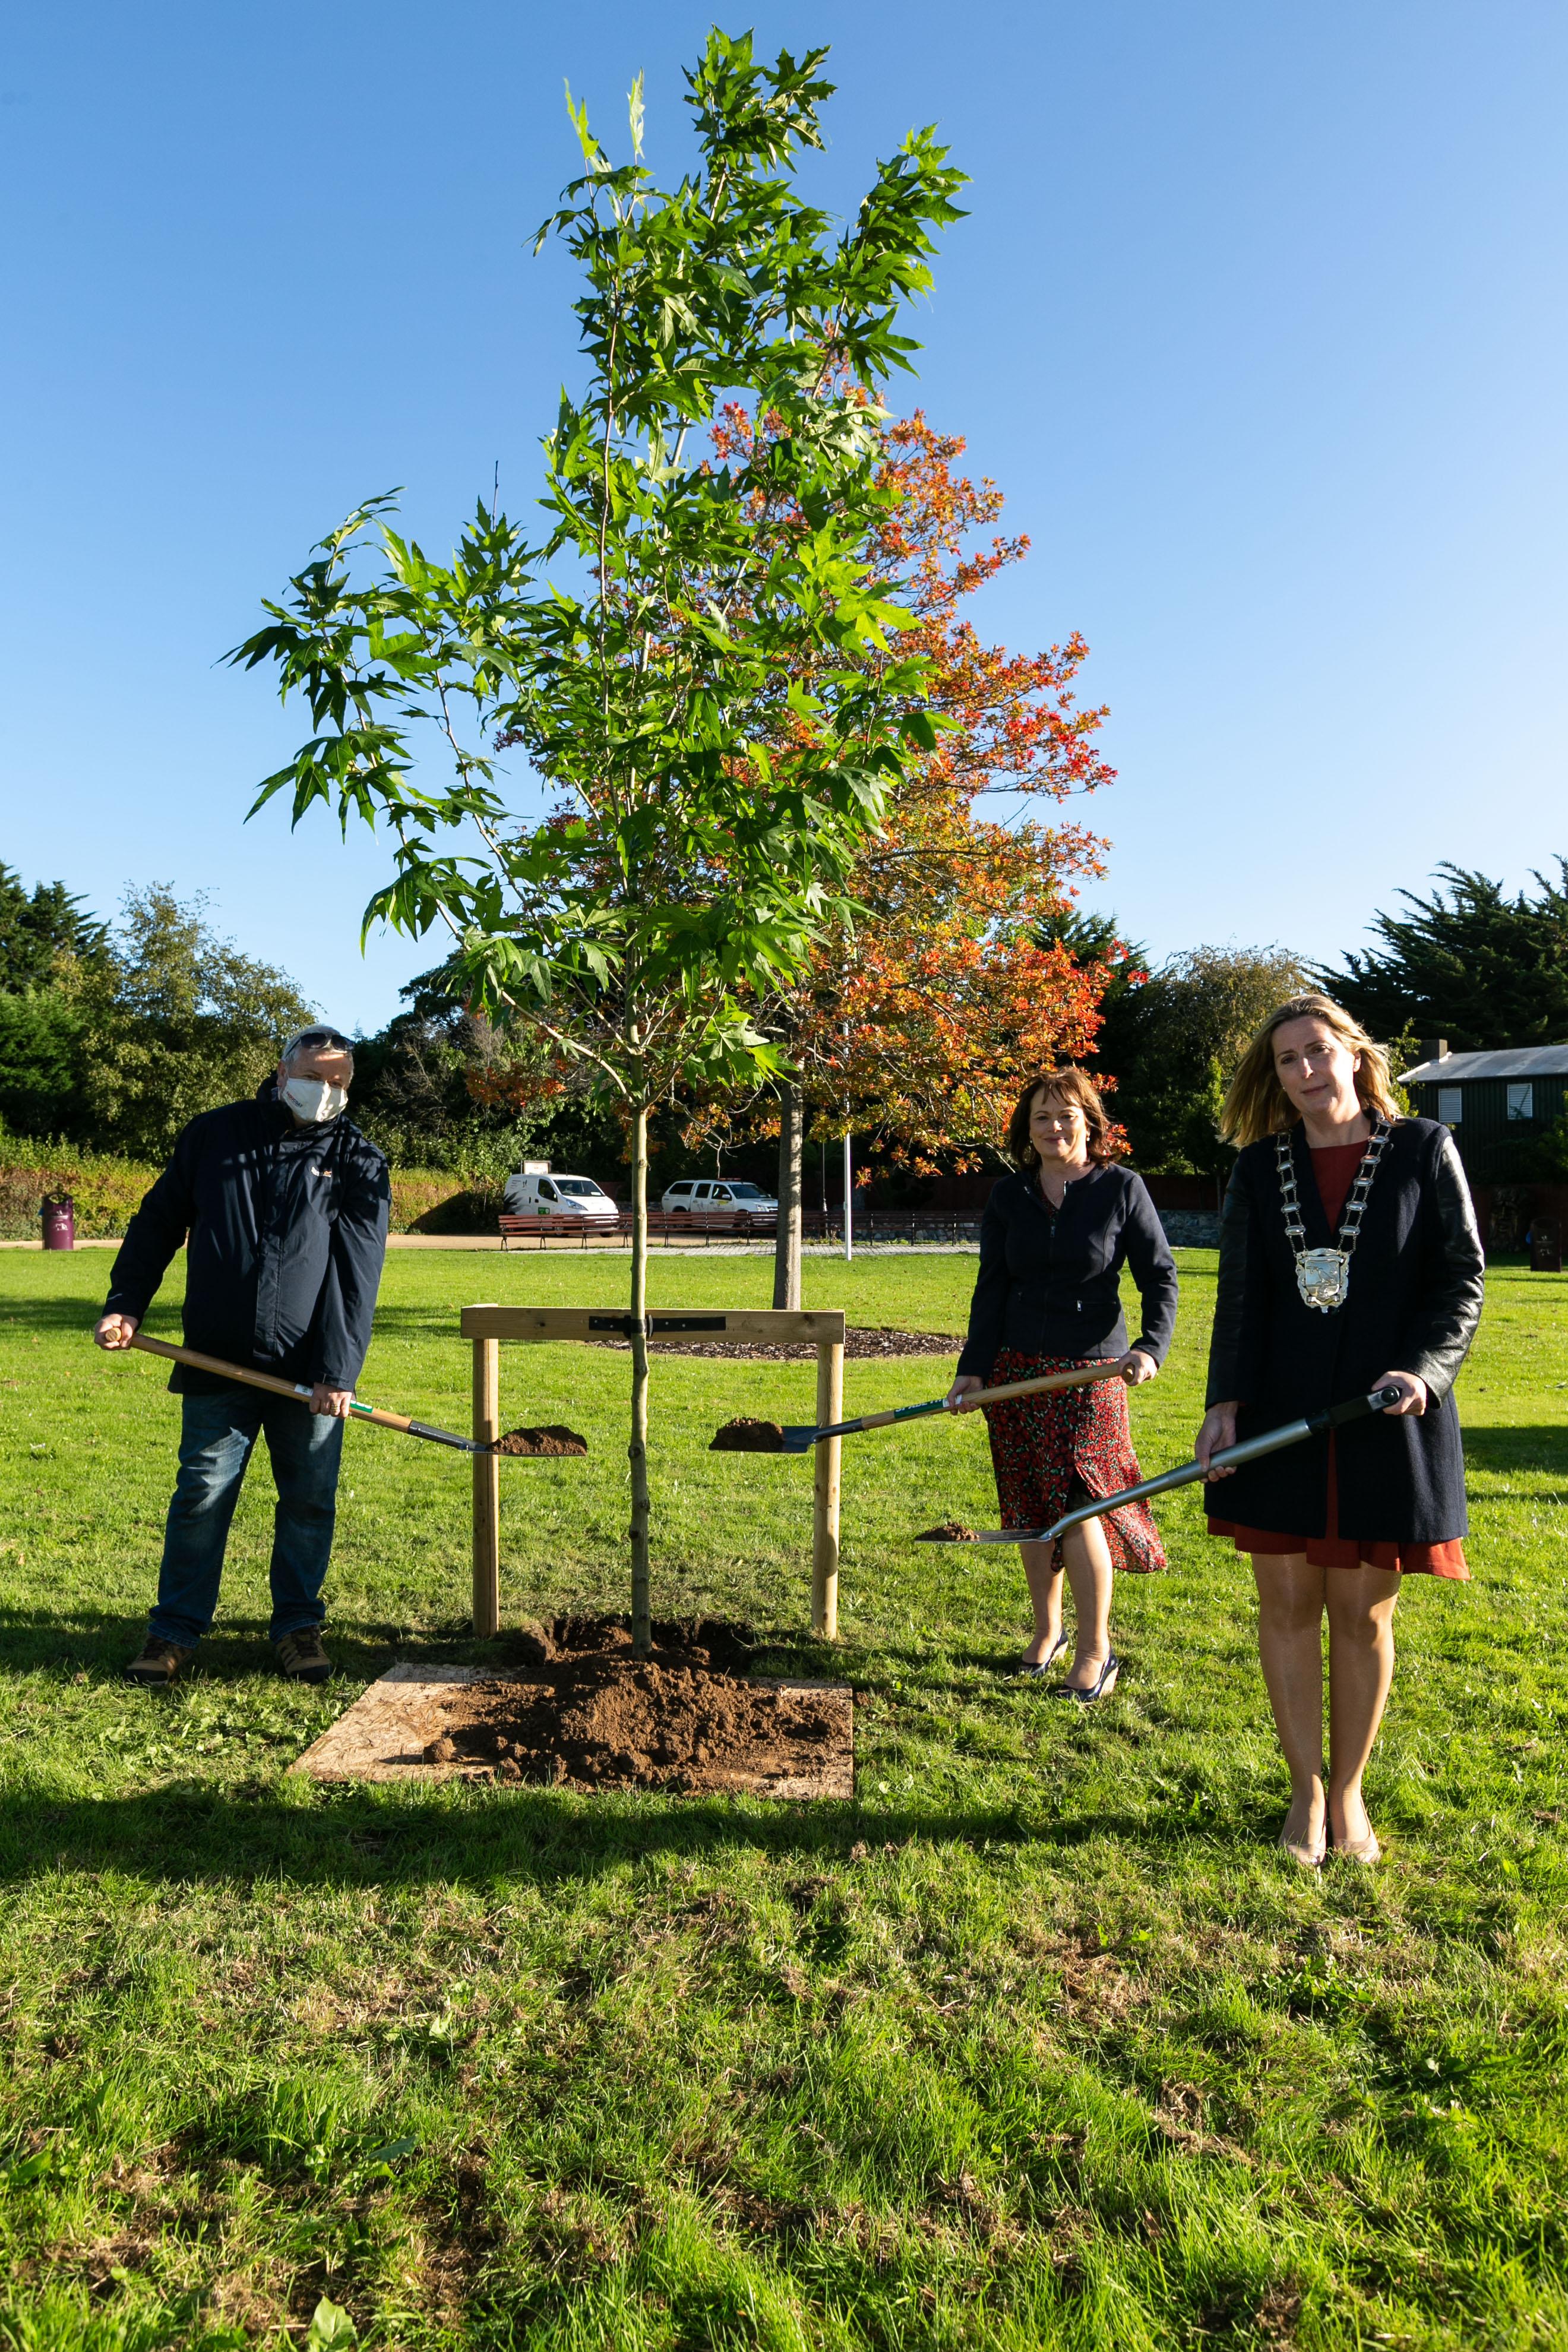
[1205, 1161, 1253, 1408]
[1395, 1130, 1485, 1403]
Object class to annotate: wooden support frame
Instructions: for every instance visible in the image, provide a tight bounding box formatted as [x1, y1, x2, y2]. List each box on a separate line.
[459, 1305, 847, 1640]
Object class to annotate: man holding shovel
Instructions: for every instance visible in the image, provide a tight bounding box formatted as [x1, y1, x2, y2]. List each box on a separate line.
[93, 1026, 390, 1687]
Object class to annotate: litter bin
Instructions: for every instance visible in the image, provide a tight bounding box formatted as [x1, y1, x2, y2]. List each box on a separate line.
[41, 1193, 75, 1251]
[1529, 1216, 1562, 1274]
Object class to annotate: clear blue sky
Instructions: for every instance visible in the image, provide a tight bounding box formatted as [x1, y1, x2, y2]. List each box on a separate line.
[4, 1, 1564, 1029]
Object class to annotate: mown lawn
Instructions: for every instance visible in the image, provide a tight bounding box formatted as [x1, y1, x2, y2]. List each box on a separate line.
[0, 1243, 1565, 2350]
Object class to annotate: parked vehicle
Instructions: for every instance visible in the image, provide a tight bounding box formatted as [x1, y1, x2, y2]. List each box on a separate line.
[504, 1168, 618, 1219]
[660, 1179, 779, 1216]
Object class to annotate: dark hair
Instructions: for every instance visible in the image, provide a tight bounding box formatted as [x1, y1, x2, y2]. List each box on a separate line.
[1006, 1067, 1117, 1166]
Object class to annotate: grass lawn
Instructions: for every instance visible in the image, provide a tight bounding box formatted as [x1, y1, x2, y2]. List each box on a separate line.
[1, 1243, 1566, 2349]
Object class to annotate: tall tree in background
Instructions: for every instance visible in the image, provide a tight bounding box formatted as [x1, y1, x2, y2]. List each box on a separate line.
[682, 413, 1118, 1305]
[233, 33, 964, 1649]
[1315, 860, 1568, 1049]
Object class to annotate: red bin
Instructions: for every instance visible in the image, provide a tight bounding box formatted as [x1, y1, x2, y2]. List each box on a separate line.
[41, 1193, 75, 1251]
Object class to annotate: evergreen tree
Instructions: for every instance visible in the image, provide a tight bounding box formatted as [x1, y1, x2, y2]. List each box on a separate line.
[1316, 860, 1568, 1049]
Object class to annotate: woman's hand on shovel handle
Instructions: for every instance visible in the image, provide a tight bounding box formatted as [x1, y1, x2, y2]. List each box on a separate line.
[1117, 1349, 1158, 1386]
[1196, 1402, 1239, 1476]
[946, 1375, 985, 1412]
[309, 1384, 355, 1418]
[93, 1313, 140, 1351]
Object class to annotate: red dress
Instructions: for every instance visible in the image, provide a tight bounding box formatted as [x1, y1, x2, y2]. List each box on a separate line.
[1207, 1138, 1469, 1578]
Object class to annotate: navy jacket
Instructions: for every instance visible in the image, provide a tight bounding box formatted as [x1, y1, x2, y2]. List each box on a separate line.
[957, 1165, 1179, 1381]
[105, 1081, 391, 1396]
[1204, 1118, 1484, 1543]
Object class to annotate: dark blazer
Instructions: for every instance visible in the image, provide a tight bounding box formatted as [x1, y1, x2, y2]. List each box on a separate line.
[957, 1164, 1178, 1382]
[1205, 1117, 1484, 1542]
[105, 1080, 391, 1396]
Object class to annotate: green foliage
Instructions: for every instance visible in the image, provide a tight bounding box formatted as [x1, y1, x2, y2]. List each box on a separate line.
[61, 886, 316, 1160]
[230, 30, 964, 1109]
[0, 862, 108, 992]
[0, 1131, 160, 1238]
[1317, 858, 1568, 1048]
[0, 990, 85, 1136]
[1087, 941, 1309, 1174]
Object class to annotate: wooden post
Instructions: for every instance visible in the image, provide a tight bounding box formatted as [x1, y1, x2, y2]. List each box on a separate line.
[471, 1315, 501, 1639]
[811, 1334, 843, 1640]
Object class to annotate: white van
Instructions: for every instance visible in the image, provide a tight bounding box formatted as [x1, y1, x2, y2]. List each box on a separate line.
[660, 1179, 780, 1216]
[504, 1165, 619, 1220]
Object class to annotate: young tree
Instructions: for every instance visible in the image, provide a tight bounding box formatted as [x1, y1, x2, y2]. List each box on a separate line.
[1316, 859, 1568, 1048]
[232, 32, 965, 1648]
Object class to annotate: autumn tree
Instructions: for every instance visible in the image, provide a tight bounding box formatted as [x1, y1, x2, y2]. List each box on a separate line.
[682, 413, 1118, 1302]
[233, 33, 964, 1649]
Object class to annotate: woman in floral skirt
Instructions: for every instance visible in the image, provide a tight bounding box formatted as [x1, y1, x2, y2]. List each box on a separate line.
[949, 1067, 1178, 1696]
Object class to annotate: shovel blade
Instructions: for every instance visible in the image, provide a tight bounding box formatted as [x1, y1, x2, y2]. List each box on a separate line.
[779, 1427, 819, 1455]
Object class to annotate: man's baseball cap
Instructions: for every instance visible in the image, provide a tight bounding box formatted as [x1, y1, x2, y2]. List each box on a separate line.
[281, 1024, 356, 1058]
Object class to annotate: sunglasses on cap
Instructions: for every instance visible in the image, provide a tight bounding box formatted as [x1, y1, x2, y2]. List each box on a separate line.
[282, 1026, 355, 1057]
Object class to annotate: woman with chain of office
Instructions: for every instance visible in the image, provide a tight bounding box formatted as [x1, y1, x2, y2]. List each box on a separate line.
[1196, 994, 1484, 1867]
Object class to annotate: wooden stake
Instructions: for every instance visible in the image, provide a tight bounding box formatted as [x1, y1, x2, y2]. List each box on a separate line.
[471, 1314, 501, 1639]
[811, 1334, 843, 1640]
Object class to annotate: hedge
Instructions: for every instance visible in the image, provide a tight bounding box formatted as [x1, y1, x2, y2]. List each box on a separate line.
[0, 1141, 502, 1240]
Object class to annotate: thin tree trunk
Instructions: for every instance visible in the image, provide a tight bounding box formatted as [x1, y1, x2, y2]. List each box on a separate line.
[773, 1082, 804, 1311]
[628, 1099, 652, 1655]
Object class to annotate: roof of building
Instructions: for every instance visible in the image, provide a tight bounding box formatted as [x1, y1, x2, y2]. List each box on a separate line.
[1401, 1047, 1568, 1083]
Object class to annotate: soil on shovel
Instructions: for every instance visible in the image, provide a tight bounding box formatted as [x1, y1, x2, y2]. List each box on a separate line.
[709, 1417, 785, 1452]
[916, 1520, 976, 1542]
[494, 1425, 589, 1456]
[422, 1613, 846, 1795]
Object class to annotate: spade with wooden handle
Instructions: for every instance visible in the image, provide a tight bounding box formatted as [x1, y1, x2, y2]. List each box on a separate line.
[124, 1333, 488, 1453]
[715, 1358, 1126, 1456]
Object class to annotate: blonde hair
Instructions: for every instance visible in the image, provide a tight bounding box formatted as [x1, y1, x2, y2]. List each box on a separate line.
[1219, 993, 1404, 1147]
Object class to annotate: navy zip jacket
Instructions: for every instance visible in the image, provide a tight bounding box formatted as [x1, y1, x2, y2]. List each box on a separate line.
[104, 1080, 391, 1396]
[957, 1165, 1178, 1382]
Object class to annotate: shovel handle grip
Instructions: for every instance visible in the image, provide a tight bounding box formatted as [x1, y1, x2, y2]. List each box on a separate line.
[124, 1335, 414, 1434]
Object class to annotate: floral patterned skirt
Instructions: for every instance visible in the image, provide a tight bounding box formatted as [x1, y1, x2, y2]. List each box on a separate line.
[981, 1348, 1166, 1573]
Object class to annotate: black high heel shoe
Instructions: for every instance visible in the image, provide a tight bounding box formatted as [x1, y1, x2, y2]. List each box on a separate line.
[1016, 1631, 1069, 1680]
[1051, 1651, 1119, 1702]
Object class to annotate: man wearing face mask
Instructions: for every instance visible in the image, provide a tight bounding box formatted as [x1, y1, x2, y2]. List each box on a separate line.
[94, 1026, 391, 1687]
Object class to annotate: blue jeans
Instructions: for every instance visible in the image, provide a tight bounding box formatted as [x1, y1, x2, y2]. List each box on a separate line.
[148, 1390, 345, 1648]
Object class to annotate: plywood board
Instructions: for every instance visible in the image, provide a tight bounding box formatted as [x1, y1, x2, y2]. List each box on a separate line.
[290, 1665, 853, 1800]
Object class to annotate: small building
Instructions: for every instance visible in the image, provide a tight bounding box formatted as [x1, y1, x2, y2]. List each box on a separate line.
[1400, 1041, 1568, 1163]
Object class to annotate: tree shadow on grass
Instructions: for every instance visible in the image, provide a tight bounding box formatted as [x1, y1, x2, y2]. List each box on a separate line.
[0, 1775, 1228, 1892]
[1462, 1427, 1568, 1478]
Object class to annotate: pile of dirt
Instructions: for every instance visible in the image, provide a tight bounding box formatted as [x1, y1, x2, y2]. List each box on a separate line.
[423, 1613, 846, 1794]
[587, 1324, 962, 1361]
[494, 1425, 589, 1456]
[916, 1520, 976, 1542]
[709, 1417, 784, 1452]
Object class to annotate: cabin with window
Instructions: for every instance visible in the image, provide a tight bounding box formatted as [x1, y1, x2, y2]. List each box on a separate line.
[1399, 1042, 1568, 1172]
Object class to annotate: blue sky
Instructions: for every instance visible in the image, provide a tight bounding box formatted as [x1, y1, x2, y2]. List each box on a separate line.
[3, 1, 1564, 1029]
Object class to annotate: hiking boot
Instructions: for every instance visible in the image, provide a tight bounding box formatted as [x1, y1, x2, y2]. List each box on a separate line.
[125, 1635, 195, 1687]
[274, 1626, 333, 1685]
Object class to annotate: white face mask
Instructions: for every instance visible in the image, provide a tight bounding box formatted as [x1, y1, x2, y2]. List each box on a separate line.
[282, 1075, 347, 1125]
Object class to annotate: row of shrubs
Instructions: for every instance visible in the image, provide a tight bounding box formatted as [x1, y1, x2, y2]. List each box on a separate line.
[0, 1140, 503, 1240]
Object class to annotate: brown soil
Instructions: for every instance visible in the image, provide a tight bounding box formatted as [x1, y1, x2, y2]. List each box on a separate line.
[588, 1324, 962, 1361]
[423, 1613, 847, 1794]
[494, 1425, 589, 1456]
[709, 1417, 784, 1452]
[916, 1520, 976, 1542]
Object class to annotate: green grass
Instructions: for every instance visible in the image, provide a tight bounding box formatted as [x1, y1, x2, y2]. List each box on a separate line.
[1, 1244, 1566, 2348]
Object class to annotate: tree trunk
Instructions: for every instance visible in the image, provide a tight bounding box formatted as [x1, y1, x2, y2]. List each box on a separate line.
[772, 1082, 804, 1311]
[628, 1100, 652, 1655]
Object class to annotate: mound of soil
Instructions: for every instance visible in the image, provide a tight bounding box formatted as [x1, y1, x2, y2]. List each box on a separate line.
[709, 1417, 784, 1452]
[494, 1425, 589, 1456]
[916, 1520, 976, 1542]
[423, 1613, 847, 1795]
[589, 1324, 962, 1361]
